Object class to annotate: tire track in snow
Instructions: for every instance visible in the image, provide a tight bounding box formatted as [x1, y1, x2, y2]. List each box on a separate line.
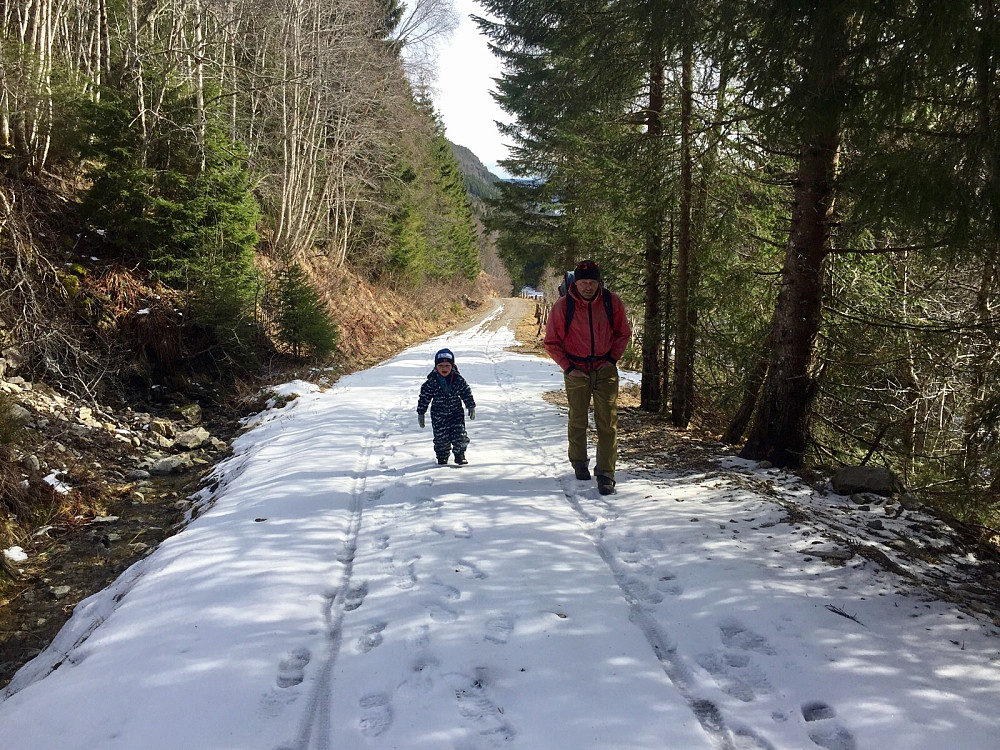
[481, 321, 771, 750]
[275, 401, 404, 750]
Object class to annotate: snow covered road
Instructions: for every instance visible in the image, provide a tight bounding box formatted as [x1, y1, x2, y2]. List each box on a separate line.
[1, 299, 998, 749]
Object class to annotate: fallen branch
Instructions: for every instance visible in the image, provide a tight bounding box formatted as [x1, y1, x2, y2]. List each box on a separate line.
[825, 604, 865, 626]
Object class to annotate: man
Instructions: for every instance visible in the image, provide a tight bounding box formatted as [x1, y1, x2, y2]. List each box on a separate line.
[544, 259, 631, 495]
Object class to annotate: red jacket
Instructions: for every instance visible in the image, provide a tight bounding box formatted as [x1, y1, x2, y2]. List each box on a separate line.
[544, 284, 631, 372]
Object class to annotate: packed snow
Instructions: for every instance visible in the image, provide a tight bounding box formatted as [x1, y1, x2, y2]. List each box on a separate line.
[1, 300, 998, 750]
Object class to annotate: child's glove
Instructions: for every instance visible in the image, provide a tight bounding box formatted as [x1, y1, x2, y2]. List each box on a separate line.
[468, 407, 475, 420]
[418, 413, 425, 428]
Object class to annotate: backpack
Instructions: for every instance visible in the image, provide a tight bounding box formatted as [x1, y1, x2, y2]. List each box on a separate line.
[559, 270, 615, 335]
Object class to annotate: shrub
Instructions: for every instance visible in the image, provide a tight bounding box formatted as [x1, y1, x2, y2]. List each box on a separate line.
[275, 263, 338, 359]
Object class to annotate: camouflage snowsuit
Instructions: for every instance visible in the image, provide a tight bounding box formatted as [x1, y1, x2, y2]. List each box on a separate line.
[416, 367, 476, 461]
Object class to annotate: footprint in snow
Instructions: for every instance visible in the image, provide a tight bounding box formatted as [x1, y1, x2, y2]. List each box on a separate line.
[696, 650, 771, 702]
[719, 617, 775, 655]
[432, 521, 473, 538]
[802, 701, 857, 750]
[276, 646, 311, 688]
[398, 655, 439, 695]
[429, 576, 462, 601]
[452, 558, 487, 579]
[621, 575, 664, 605]
[356, 622, 386, 653]
[445, 671, 516, 744]
[381, 555, 419, 589]
[484, 613, 515, 644]
[656, 570, 683, 597]
[406, 624, 430, 650]
[358, 693, 394, 737]
[344, 581, 368, 611]
[424, 601, 460, 623]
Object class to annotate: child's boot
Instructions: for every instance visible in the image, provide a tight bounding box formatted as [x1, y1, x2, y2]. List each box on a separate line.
[454, 452, 468, 465]
[436, 454, 449, 465]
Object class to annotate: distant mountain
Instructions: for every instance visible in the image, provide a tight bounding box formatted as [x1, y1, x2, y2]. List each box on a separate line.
[449, 141, 502, 204]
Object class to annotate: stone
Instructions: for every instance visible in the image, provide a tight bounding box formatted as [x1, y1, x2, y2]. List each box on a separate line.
[8, 403, 31, 423]
[150, 454, 194, 475]
[830, 466, 903, 497]
[174, 403, 203, 425]
[175, 426, 210, 450]
[149, 418, 175, 438]
[147, 432, 175, 449]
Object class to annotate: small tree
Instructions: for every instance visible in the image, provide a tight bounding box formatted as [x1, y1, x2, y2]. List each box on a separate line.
[275, 263, 338, 359]
[80, 89, 264, 368]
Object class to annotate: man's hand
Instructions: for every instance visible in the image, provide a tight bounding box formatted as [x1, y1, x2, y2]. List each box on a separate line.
[418, 413, 425, 428]
[468, 407, 476, 420]
[568, 369, 588, 378]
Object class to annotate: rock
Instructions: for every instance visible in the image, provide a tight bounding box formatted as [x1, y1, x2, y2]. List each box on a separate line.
[150, 454, 194, 475]
[127, 469, 151, 481]
[147, 432, 175, 449]
[866, 519, 885, 530]
[149, 418, 175, 438]
[8, 403, 31, 423]
[174, 403, 203, 425]
[899, 493, 921, 510]
[1, 346, 27, 374]
[175, 426, 210, 450]
[830, 466, 904, 497]
[21, 454, 40, 472]
[50, 585, 72, 599]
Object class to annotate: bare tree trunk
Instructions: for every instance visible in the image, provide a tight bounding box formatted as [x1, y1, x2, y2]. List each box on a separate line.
[740, 4, 852, 468]
[671, 40, 695, 427]
[192, 0, 206, 171]
[891, 255, 919, 483]
[640, 50, 664, 413]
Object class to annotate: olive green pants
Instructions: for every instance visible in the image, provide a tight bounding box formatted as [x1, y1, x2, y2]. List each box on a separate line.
[564, 366, 619, 478]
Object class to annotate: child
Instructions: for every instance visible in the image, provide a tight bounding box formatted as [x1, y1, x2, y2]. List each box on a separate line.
[416, 348, 476, 465]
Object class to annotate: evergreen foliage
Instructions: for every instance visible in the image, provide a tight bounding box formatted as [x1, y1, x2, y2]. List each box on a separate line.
[383, 102, 480, 283]
[80, 88, 262, 367]
[275, 263, 339, 359]
[478, 0, 1000, 520]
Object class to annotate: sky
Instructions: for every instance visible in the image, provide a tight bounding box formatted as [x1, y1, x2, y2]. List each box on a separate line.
[433, 0, 512, 178]
[2, 300, 1000, 749]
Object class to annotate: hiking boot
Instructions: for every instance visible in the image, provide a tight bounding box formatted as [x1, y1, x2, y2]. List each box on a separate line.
[596, 475, 616, 495]
[437, 456, 449, 465]
[454, 453, 468, 465]
[573, 463, 591, 481]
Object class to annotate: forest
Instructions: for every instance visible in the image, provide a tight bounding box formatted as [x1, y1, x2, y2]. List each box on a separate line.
[1, 0, 484, 380]
[1, 0, 999, 536]
[479, 0, 1000, 529]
